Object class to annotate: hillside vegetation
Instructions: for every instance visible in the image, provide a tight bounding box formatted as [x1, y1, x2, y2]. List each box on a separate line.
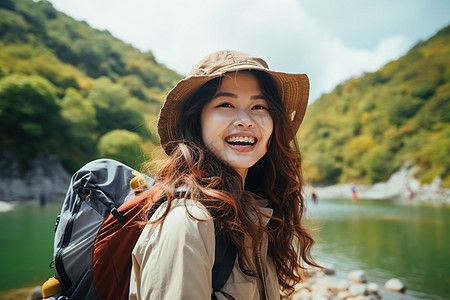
[299, 25, 450, 187]
[0, 0, 448, 188]
[0, 0, 182, 171]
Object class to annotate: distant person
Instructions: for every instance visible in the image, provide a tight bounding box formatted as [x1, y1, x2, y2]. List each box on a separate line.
[129, 50, 319, 299]
[311, 186, 318, 203]
[351, 183, 358, 203]
[39, 193, 46, 206]
[408, 186, 414, 203]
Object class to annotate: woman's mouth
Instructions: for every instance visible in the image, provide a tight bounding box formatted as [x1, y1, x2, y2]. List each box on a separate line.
[225, 136, 257, 147]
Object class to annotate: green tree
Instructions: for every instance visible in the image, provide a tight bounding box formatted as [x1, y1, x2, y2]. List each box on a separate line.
[0, 74, 59, 158]
[0, 9, 30, 42]
[60, 87, 97, 145]
[356, 145, 395, 183]
[87, 77, 147, 136]
[98, 129, 145, 169]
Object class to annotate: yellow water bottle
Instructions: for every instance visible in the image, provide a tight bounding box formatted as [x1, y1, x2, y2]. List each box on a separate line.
[42, 277, 66, 299]
[130, 171, 148, 195]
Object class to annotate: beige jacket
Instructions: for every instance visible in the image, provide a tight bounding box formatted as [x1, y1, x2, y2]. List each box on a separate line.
[129, 198, 281, 300]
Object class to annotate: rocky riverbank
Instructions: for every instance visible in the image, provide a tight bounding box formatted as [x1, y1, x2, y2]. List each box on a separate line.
[289, 266, 408, 300]
[308, 164, 450, 205]
[0, 152, 71, 203]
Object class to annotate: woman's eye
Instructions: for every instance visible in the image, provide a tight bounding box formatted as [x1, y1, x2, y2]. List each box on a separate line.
[253, 104, 269, 111]
[216, 102, 234, 108]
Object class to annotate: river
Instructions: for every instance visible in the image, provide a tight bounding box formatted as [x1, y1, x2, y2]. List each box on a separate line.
[0, 199, 449, 299]
[307, 198, 450, 299]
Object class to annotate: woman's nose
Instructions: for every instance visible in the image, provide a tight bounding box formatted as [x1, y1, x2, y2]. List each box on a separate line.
[233, 111, 254, 128]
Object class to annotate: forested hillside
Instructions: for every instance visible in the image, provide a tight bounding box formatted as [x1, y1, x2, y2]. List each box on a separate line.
[0, 0, 182, 171]
[1, 0, 448, 188]
[299, 25, 450, 187]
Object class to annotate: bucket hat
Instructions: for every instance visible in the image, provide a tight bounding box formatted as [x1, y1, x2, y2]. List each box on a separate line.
[157, 50, 310, 154]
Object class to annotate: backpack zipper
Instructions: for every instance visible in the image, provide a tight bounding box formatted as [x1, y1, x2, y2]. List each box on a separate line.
[54, 195, 83, 290]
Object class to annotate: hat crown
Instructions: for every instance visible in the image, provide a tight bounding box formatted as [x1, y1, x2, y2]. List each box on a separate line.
[190, 50, 269, 77]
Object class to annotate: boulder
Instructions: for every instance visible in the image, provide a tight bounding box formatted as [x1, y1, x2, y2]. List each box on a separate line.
[367, 282, 379, 294]
[336, 279, 351, 291]
[337, 290, 350, 299]
[292, 288, 311, 299]
[348, 283, 367, 296]
[348, 270, 368, 283]
[384, 278, 406, 293]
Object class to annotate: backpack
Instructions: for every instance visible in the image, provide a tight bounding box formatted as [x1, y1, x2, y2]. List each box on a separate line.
[47, 158, 236, 299]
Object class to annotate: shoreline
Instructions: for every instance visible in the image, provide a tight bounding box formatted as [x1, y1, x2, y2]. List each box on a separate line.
[289, 266, 412, 300]
[307, 165, 450, 205]
[1, 164, 448, 213]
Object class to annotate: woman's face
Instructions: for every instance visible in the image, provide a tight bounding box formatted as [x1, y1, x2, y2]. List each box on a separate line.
[201, 72, 274, 180]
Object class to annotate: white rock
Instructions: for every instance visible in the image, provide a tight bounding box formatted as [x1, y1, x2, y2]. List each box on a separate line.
[294, 282, 310, 291]
[348, 284, 367, 296]
[0, 201, 14, 213]
[337, 290, 350, 300]
[367, 282, 379, 294]
[303, 267, 319, 278]
[292, 288, 311, 300]
[311, 294, 330, 300]
[348, 270, 368, 283]
[316, 276, 333, 286]
[385, 278, 406, 293]
[327, 281, 341, 295]
[311, 282, 328, 294]
[337, 279, 351, 291]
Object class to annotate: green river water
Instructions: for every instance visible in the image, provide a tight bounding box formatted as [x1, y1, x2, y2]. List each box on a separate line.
[307, 198, 450, 299]
[0, 199, 449, 299]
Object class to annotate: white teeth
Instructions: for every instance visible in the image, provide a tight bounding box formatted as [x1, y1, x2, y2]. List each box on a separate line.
[226, 136, 255, 144]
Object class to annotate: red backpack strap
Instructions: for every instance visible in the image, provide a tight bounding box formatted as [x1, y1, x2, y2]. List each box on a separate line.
[91, 189, 152, 300]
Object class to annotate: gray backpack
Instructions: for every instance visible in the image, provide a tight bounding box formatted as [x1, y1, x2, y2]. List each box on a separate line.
[47, 159, 236, 299]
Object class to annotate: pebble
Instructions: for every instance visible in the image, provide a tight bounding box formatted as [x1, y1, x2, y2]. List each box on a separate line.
[367, 283, 379, 293]
[348, 283, 367, 296]
[322, 263, 336, 275]
[348, 270, 368, 283]
[384, 278, 406, 293]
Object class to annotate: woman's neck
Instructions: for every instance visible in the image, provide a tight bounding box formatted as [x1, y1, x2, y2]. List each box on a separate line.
[234, 168, 248, 186]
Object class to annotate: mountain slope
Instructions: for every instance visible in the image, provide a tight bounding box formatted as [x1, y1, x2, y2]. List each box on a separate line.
[299, 25, 450, 187]
[0, 0, 182, 170]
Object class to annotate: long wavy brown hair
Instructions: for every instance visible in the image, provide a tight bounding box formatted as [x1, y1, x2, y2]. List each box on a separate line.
[141, 70, 318, 296]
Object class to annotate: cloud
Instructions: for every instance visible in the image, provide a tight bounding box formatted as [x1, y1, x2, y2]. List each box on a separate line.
[309, 35, 409, 100]
[49, 0, 412, 101]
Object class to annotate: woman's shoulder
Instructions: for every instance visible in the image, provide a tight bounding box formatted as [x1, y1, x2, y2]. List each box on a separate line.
[134, 198, 214, 251]
[153, 198, 213, 221]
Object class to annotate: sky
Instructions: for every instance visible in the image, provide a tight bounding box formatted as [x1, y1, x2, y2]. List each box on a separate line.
[48, 0, 450, 102]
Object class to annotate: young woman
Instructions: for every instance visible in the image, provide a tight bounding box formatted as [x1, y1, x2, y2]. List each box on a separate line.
[129, 50, 318, 299]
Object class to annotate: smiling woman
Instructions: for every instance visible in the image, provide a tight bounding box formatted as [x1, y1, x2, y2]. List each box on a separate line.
[130, 50, 319, 299]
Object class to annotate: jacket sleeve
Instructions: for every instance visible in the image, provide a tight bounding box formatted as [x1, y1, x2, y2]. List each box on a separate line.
[129, 201, 215, 300]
